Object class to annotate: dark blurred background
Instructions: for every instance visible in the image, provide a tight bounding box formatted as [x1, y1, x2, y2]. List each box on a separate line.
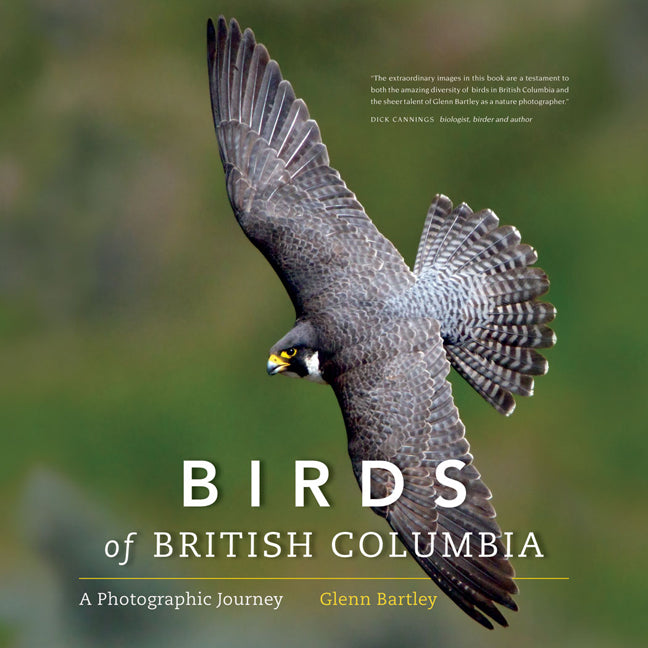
[1, 0, 647, 646]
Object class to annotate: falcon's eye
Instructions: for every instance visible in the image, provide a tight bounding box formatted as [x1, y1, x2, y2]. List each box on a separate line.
[281, 347, 297, 359]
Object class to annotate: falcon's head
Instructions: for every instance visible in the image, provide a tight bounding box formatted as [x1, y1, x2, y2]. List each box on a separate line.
[266, 346, 325, 383]
[266, 321, 327, 384]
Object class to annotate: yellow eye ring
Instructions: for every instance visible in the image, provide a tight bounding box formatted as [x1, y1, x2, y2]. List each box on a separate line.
[281, 347, 297, 359]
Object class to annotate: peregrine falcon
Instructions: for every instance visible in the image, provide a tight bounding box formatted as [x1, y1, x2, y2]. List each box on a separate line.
[207, 17, 555, 629]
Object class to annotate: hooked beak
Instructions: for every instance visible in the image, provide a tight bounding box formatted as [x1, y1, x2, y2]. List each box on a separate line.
[267, 353, 290, 376]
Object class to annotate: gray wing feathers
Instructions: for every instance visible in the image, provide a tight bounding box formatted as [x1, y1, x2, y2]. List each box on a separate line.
[210, 17, 333, 199]
[208, 18, 412, 315]
[413, 195, 556, 415]
[331, 321, 517, 629]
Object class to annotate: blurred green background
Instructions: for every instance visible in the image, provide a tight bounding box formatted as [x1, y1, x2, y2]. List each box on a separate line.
[1, 0, 647, 646]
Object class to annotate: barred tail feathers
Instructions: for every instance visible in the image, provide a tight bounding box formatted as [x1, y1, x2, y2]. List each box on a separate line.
[414, 195, 556, 415]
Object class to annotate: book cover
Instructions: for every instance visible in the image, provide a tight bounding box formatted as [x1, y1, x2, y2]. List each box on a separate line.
[1, 1, 645, 646]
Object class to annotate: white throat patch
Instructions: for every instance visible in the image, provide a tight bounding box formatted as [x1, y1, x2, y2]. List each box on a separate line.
[305, 351, 327, 384]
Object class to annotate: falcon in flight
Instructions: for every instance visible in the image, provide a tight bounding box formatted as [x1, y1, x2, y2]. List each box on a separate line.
[207, 17, 555, 629]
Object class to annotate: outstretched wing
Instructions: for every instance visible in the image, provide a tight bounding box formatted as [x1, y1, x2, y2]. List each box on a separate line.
[331, 318, 518, 629]
[207, 17, 413, 316]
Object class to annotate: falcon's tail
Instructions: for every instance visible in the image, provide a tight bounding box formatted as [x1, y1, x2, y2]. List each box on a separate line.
[413, 195, 556, 416]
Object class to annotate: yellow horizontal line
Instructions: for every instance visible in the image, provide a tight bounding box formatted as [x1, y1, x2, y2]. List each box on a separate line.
[79, 576, 569, 581]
